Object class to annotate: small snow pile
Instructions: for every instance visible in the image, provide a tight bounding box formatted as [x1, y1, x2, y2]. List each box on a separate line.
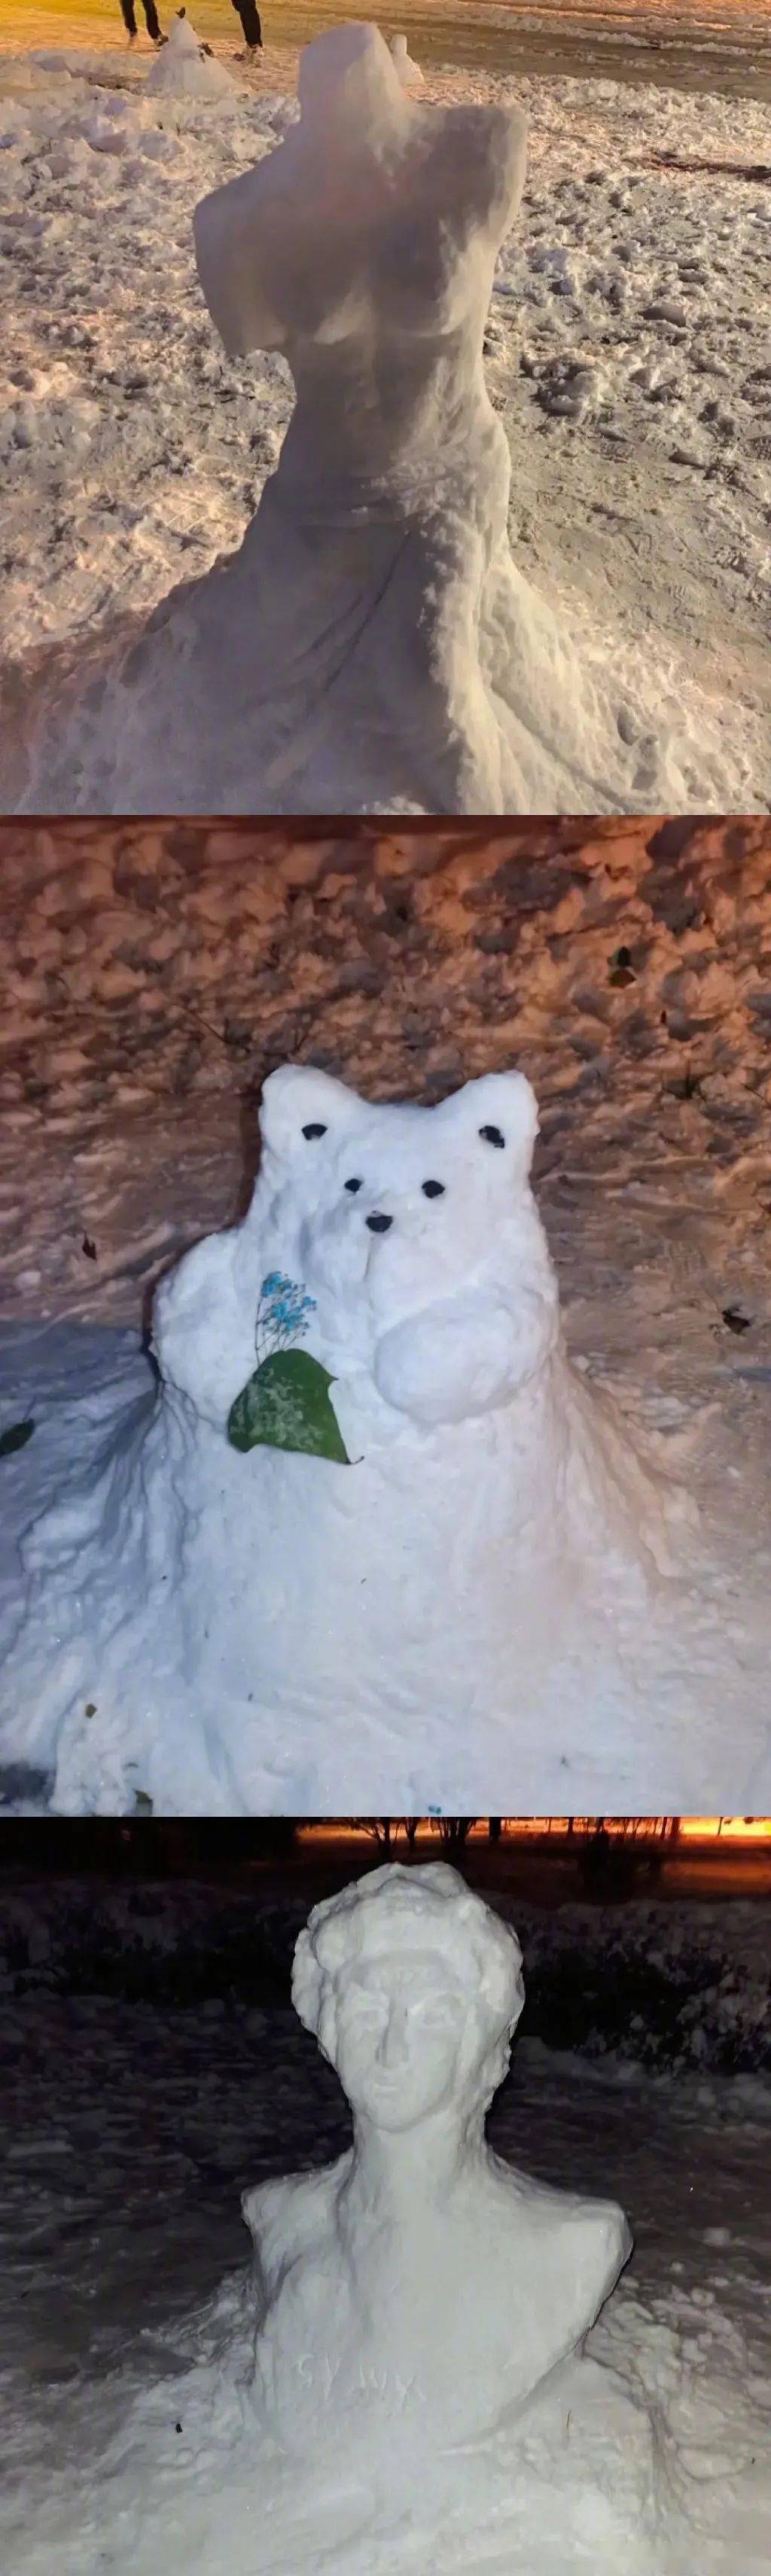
[146, 12, 236, 105]
[390, 33, 425, 91]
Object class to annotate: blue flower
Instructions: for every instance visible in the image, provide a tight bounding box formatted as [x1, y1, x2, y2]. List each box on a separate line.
[255, 1274, 318, 1355]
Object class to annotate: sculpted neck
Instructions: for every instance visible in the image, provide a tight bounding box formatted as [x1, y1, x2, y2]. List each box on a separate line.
[343, 2101, 488, 2221]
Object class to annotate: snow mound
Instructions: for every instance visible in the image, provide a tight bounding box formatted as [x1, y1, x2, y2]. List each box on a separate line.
[146, 14, 237, 105]
[390, 33, 425, 90]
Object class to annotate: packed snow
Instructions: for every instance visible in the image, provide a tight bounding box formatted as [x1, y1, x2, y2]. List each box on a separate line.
[1, 820, 771, 1812]
[0, 1871, 769, 2576]
[0, 41, 769, 811]
[145, 12, 238, 103]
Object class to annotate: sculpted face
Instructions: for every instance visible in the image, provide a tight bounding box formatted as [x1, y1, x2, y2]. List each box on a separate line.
[324, 1947, 474, 2130]
[256, 1064, 540, 1325]
[291, 1866, 527, 2144]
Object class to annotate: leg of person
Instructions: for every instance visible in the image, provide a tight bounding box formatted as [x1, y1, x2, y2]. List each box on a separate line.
[142, 0, 163, 39]
[241, 2, 264, 46]
[120, 0, 139, 36]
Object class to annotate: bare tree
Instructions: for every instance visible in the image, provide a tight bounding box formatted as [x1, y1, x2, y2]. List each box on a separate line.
[355, 1818, 398, 1851]
[431, 1818, 476, 1853]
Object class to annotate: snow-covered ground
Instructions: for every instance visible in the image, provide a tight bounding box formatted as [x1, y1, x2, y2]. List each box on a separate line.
[0, 1878, 769, 2575]
[1, 821, 771, 1808]
[0, 43, 769, 809]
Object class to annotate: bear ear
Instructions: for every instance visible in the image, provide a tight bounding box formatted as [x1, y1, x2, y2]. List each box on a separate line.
[259, 1064, 360, 1160]
[447, 1073, 539, 1184]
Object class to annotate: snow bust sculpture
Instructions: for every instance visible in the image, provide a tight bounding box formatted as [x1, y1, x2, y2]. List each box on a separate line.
[34, 1870, 654, 2576]
[243, 1863, 632, 2470]
[5, 21, 692, 814]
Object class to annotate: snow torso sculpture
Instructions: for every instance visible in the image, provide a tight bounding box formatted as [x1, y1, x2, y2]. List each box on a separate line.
[5, 22, 693, 815]
[146, 11, 236, 99]
[244, 1863, 631, 2466]
[389, 32, 425, 90]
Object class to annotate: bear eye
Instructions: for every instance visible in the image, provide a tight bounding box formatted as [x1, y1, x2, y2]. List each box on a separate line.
[422, 1180, 445, 1199]
[480, 1124, 505, 1149]
[302, 1122, 328, 1140]
[344, 1177, 363, 1194]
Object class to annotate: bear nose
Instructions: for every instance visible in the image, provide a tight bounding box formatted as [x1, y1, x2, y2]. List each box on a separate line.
[366, 1211, 393, 1235]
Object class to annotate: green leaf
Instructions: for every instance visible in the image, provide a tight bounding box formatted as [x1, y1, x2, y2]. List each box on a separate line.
[0, 1420, 35, 1457]
[227, 1349, 350, 1465]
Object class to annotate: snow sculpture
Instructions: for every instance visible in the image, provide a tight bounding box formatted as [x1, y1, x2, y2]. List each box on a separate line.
[389, 31, 425, 89]
[4, 20, 692, 815]
[137, 1063, 687, 1794]
[243, 1863, 632, 2472]
[146, 10, 236, 99]
[1, 1059, 694, 1814]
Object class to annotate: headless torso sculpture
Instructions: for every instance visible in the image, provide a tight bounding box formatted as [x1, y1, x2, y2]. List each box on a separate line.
[7, 24, 690, 815]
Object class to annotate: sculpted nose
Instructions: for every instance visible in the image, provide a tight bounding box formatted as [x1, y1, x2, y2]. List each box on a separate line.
[366, 1211, 393, 1235]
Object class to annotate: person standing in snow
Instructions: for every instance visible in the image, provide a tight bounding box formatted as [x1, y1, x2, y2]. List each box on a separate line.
[120, 0, 166, 39]
[231, 0, 264, 55]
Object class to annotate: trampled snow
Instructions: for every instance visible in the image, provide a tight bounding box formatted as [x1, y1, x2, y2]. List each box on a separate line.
[0, 1873, 769, 2576]
[0, 39, 768, 813]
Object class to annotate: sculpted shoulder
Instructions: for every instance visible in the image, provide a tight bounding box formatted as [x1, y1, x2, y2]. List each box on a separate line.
[242, 2155, 349, 2278]
[486, 2153, 631, 2309]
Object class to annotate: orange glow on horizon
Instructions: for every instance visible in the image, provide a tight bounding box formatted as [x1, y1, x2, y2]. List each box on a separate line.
[299, 1818, 771, 1842]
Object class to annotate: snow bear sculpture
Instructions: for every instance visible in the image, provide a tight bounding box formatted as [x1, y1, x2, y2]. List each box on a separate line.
[131, 1061, 687, 1810]
[243, 1863, 633, 2469]
[3, 1060, 695, 1818]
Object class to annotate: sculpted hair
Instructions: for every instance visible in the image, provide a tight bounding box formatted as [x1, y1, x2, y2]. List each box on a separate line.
[291, 1861, 525, 2042]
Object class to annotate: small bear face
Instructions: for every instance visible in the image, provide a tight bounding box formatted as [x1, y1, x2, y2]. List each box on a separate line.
[254, 1065, 541, 1322]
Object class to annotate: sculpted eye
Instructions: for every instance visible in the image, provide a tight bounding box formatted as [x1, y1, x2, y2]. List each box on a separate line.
[344, 1177, 363, 1194]
[302, 1122, 328, 1140]
[480, 1124, 505, 1149]
[422, 1180, 445, 1199]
